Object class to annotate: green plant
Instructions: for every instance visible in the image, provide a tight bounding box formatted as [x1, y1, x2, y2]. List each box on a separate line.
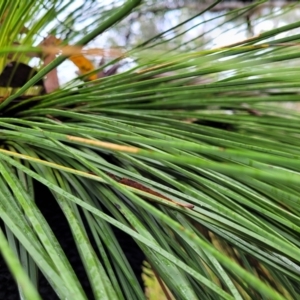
[0, 1, 300, 299]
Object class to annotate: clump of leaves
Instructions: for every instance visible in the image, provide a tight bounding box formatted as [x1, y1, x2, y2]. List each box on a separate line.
[0, 1, 300, 300]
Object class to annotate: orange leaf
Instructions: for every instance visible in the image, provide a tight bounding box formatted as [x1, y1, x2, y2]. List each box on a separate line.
[40, 35, 101, 81]
[69, 54, 97, 81]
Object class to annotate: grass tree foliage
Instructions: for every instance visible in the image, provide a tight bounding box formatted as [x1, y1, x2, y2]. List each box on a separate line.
[0, 0, 300, 299]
